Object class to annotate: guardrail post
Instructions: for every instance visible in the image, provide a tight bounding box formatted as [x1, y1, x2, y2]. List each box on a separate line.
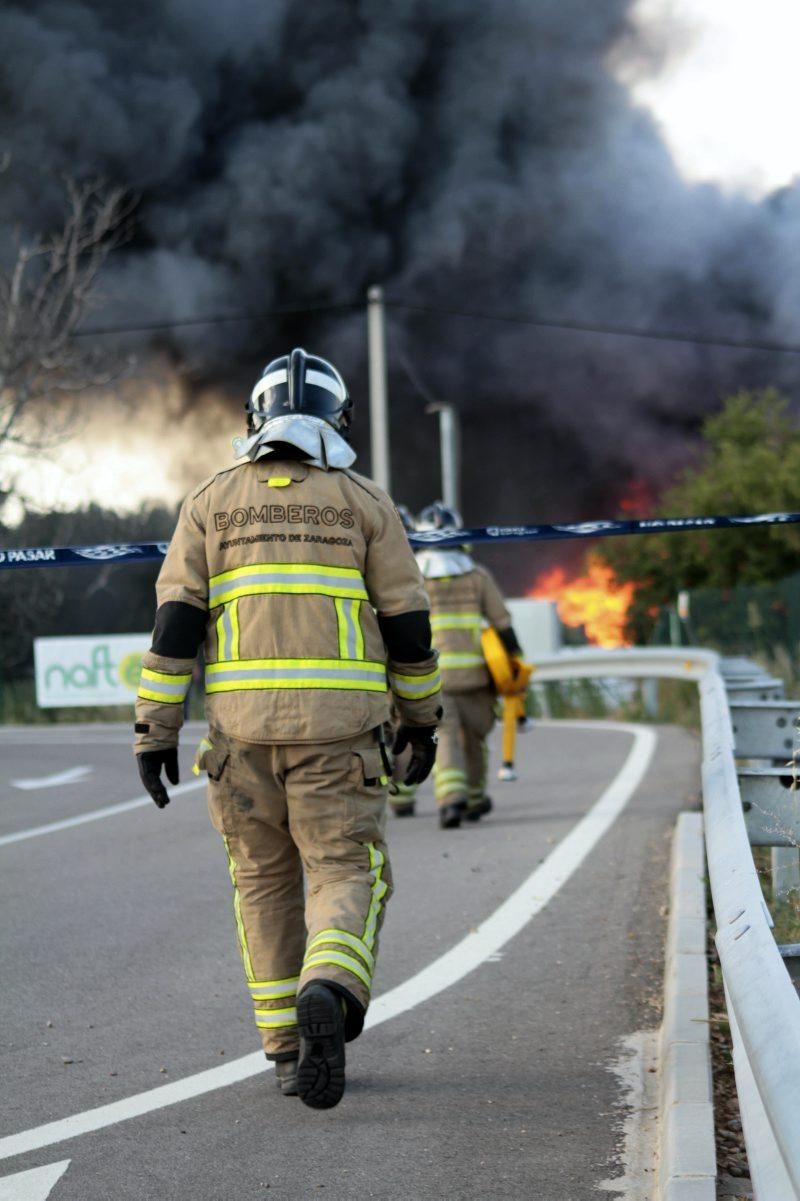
[772, 847, 800, 904]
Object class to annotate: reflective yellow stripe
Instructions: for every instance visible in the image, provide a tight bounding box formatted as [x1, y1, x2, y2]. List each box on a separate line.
[433, 768, 467, 782]
[431, 612, 482, 630]
[439, 652, 486, 670]
[249, 976, 299, 1001]
[216, 608, 227, 661]
[363, 843, 389, 952]
[353, 601, 364, 660]
[210, 562, 365, 585]
[140, 668, 192, 685]
[216, 600, 241, 662]
[229, 598, 240, 659]
[222, 835, 254, 982]
[335, 598, 365, 660]
[335, 597, 349, 658]
[303, 950, 372, 990]
[307, 928, 375, 973]
[137, 687, 185, 704]
[254, 1006, 297, 1028]
[388, 667, 441, 700]
[205, 657, 387, 694]
[209, 562, 368, 606]
[433, 767, 467, 801]
[137, 667, 192, 705]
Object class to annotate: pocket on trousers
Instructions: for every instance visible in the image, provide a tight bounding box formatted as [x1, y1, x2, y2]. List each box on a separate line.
[205, 749, 229, 781]
[345, 746, 388, 842]
[349, 746, 388, 789]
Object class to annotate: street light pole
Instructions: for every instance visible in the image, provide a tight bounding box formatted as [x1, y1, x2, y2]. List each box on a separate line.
[426, 401, 461, 513]
[367, 285, 390, 493]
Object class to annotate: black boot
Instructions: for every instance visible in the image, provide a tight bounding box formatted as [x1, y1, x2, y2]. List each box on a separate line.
[266, 1051, 299, 1096]
[439, 802, 465, 829]
[297, 984, 347, 1109]
[465, 795, 493, 822]
[274, 1057, 299, 1096]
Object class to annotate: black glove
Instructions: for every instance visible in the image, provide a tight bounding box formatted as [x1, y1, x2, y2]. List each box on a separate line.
[137, 747, 180, 809]
[392, 725, 438, 786]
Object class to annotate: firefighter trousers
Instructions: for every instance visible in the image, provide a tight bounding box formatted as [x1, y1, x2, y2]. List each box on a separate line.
[203, 726, 393, 1057]
[432, 686, 497, 812]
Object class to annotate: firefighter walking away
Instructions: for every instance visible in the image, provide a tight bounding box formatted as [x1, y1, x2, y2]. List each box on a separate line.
[415, 502, 521, 829]
[134, 349, 441, 1108]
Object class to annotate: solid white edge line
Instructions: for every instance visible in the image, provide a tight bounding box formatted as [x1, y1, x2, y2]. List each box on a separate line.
[0, 780, 207, 847]
[0, 721, 656, 1162]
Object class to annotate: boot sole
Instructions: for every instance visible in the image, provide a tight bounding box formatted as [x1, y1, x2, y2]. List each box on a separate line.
[297, 987, 346, 1109]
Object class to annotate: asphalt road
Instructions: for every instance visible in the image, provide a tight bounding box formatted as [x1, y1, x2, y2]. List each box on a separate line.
[0, 719, 700, 1200]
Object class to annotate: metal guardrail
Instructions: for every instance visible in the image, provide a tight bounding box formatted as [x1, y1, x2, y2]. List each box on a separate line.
[532, 646, 800, 1199]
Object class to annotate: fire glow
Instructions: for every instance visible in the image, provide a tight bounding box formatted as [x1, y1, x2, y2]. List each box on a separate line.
[530, 558, 636, 649]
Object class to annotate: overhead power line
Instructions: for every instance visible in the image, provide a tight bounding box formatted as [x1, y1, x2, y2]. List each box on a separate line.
[387, 301, 800, 357]
[78, 299, 362, 337]
[76, 296, 800, 357]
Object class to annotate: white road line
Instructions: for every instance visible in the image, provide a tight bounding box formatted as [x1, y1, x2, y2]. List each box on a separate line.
[11, 767, 93, 791]
[0, 722, 655, 1162]
[0, 1159, 70, 1200]
[0, 780, 206, 848]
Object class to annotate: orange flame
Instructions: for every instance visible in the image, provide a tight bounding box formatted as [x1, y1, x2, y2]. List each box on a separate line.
[530, 558, 636, 648]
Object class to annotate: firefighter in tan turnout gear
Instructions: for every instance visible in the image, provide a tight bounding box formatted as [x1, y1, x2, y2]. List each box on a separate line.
[134, 349, 441, 1109]
[416, 502, 521, 830]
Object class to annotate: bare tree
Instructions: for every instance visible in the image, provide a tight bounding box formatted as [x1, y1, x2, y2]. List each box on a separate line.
[0, 178, 135, 459]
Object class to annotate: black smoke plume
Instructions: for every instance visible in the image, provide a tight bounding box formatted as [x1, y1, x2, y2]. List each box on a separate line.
[1, 0, 797, 590]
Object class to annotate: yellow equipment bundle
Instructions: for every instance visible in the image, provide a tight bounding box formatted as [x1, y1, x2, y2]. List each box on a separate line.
[480, 627, 534, 776]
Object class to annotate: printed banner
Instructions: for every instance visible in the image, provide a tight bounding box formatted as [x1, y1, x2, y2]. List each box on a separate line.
[34, 634, 151, 708]
[3, 510, 800, 569]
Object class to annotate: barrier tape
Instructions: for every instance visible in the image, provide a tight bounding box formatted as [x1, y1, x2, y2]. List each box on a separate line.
[2, 509, 800, 570]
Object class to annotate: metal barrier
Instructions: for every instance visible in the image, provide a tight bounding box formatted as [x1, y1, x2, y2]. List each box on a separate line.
[532, 647, 800, 1199]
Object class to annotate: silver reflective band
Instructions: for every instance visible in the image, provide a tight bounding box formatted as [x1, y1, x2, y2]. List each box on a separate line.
[431, 614, 481, 628]
[388, 673, 441, 696]
[306, 368, 346, 399]
[250, 983, 298, 1000]
[251, 369, 288, 405]
[254, 1007, 297, 1027]
[209, 666, 383, 683]
[140, 679, 187, 696]
[339, 599, 360, 659]
[221, 605, 234, 654]
[208, 571, 367, 605]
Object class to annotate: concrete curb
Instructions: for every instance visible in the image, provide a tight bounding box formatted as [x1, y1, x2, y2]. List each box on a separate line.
[658, 812, 717, 1201]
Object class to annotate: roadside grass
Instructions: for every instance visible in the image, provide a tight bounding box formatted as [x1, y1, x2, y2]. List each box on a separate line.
[752, 845, 800, 944]
[534, 677, 700, 727]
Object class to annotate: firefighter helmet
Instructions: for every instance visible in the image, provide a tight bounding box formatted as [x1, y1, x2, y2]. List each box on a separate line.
[247, 348, 352, 437]
[416, 501, 462, 532]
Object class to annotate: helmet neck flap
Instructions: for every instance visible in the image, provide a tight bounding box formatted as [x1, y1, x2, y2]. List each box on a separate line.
[232, 413, 356, 469]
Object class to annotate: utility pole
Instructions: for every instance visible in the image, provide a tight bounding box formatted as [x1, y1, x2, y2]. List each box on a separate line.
[367, 286, 390, 493]
[426, 401, 461, 513]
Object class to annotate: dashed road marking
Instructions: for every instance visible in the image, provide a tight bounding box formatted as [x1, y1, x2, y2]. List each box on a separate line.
[11, 768, 92, 791]
[0, 1159, 70, 1199]
[0, 779, 206, 848]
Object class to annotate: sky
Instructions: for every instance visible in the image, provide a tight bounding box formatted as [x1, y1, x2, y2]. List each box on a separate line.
[621, 0, 800, 198]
